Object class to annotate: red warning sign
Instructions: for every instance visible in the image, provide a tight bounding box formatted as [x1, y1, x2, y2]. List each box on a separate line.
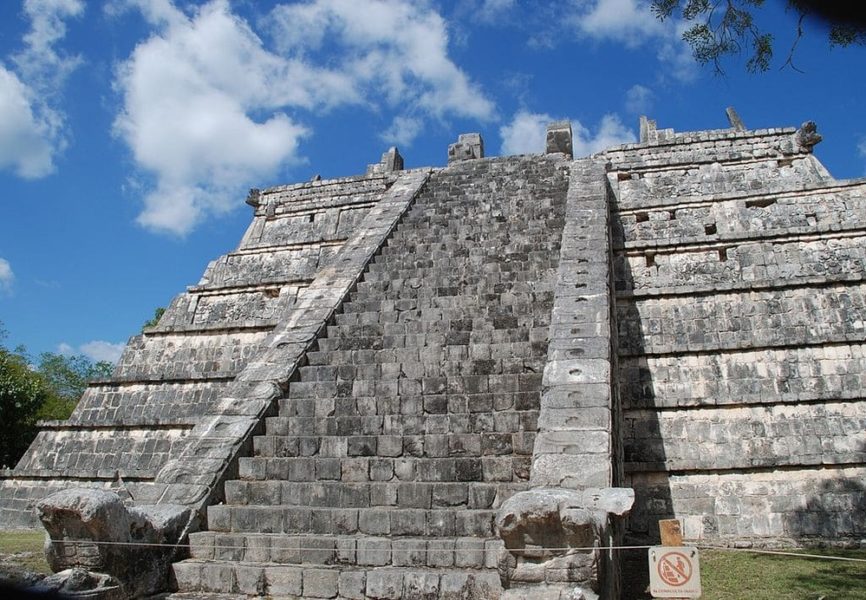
[658, 551, 692, 586]
[648, 546, 702, 598]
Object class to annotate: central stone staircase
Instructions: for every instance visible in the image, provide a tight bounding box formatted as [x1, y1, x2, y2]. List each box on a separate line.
[172, 156, 569, 598]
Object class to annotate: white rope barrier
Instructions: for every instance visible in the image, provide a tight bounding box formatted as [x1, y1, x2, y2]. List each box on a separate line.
[39, 539, 866, 563]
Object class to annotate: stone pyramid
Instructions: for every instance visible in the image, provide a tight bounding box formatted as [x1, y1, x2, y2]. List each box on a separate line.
[1, 113, 864, 599]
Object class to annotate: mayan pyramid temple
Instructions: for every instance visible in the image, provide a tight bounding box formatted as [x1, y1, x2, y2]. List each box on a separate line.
[1, 110, 864, 599]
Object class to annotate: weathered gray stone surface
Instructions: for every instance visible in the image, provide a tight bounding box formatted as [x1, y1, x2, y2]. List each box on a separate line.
[546, 121, 573, 157]
[37, 489, 191, 597]
[2, 113, 865, 598]
[496, 487, 633, 596]
[171, 154, 570, 597]
[448, 132, 484, 163]
[605, 117, 866, 556]
[31, 568, 124, 599]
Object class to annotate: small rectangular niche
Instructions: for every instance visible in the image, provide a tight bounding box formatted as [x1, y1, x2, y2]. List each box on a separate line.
[704, 223, 717, 235]
[635, 212, 649, 223]
[645, 253, 656, 267]
[745, 198, 776, 209]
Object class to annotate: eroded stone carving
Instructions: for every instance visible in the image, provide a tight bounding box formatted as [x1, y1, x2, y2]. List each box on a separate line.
[546, 121, 573, 157]
[244, 187, 261, 207]
[794, 120, 822, 150]
[496, 487, 634, 598]
[30, 568, 124, 599]
[448, 133, 484, 163]
[37, 489, 193, 598]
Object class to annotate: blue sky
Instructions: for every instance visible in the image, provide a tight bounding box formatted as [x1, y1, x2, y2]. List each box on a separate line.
[1, 0, 865, 363]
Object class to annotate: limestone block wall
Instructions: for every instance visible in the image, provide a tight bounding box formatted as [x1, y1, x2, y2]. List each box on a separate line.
[72, 381, 229, 425]
[0, 170, 398, 528]
[606, 124, 866, 546]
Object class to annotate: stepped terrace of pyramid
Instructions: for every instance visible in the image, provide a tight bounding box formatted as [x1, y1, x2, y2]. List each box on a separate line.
[1, 112, 864, 599]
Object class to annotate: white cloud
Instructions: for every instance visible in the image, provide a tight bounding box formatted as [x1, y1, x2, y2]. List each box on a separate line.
[625, 84, 653, 114]
[566, 0, 696, 81]
[381, 115, 424, 148]
[572, 113, 635, 154]
[0, 66, 57, 178]
[114, 0, 313, 235]
[13, 0, 85, 93]
[859, 137, 866, 174]
[0, 0, 82, 179]
[79, 340, 125, 363]
[0, 258, 14, 294]
[569, 0, 664, 46]
[478, 0, 516, 23]
[269, 0, 495, 121]
[58, 339, 125, 363]
[500, 110, 552, 155]
[500, 110, 636, 157]
[114, 0, 493, 236]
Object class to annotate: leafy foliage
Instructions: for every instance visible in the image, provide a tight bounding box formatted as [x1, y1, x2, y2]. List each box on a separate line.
[653, 0, 866, 73]
[142, 306, 166, 330]
[36, 353, 113, 404]
[0, 347, 51, 468]
[0, 323, 113, 467]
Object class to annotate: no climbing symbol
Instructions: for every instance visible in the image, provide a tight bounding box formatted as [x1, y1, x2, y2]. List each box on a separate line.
[658, 551, 692, 586]
[648, 546, 702, 598]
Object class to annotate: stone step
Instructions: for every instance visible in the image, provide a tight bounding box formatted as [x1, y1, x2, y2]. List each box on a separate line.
[223, 480, 529, 510]
[252, 431, 536, 459]
[304, 342, 548, 368]
[288, 373, 543, 399]
[206, 505, 499, 537]
[188, 532, 502, 570]
[172, 559, 501, 599]
[297, 352, 546, 381]
[322, 320, 552, 340]
[378, 237, 557, 254]
[274, 393, 541, 421]
[313, 330, 535, 353]
[264, 409, 539, 437]
[237, 455, 530, 483]
[332, 296, 554, 323]
[388, 218, 563, 237]
[343, 293, 553, 313]
[353, 272, 557, 292]
[331, 307, 551, 328]
[362, 263, 559, 283]
[371, 251, 561, 271]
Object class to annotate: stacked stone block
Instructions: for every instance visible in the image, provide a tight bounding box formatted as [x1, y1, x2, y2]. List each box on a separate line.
[172, 155, 570, 597]
[606, 123, 866, 547]
[3, 114, 864, 598]
[0, 172, 397, 528]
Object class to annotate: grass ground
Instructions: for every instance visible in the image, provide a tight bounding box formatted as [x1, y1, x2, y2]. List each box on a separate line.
[0, 530, 49, 575]
[699, 547, 866, 600]
[1, 531, 864, 597]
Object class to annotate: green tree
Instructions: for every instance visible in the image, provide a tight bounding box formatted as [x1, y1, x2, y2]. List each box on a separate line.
[142, 306, 166, 330]
[0, 345, 51, 468]
[0, 323, 115, 467]
[37, 352, 113, 403]
[34, 352, 113, 421]
[652, 1, 866, 73]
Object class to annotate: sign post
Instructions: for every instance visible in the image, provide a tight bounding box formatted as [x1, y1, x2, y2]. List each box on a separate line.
[648, 519, 702, 599]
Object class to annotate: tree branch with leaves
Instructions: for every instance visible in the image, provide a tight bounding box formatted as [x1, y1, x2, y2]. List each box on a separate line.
[652, 0, 866, 73]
